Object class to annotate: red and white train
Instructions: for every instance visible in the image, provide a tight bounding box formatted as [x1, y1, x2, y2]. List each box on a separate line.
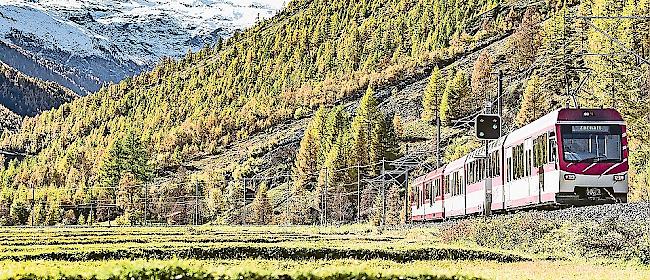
[411, 108, 629, 221]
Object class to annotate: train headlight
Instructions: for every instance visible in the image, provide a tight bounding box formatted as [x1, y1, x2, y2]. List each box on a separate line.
[564, 174, 576, 180]
[614, 174, 626, 181]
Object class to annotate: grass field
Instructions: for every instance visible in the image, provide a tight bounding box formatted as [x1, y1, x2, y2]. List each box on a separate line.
[0, 224, 649, 280]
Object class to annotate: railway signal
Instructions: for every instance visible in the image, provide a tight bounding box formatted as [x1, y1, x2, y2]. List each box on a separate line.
[475, 114, 501, 140]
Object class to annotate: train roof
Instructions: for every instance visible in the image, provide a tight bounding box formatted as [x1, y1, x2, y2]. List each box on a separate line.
[414, 165, 444, 184]
[444, 155, 467, 174]
[504, 108, 625, 147]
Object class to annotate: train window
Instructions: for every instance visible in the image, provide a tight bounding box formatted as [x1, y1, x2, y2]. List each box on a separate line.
[444, 175, 450, 194]
[525, 150, 529, 177]
[424, 182, 429, 202]
[450, 174, 455, 196]
[506, 158, 512, 182]
[469, 162, 473, 184]
[511, 144, 523, 180]
[420, 186, 424, 206]
[415, 187, 419, 207]
[549, 132, 557, 163]
[540, 133, 548, 166]
[495, 151, 499, 177]
[526, 150, 533, 176]
[533, 137, 540, 167]
[432, 180, 437, 198]
[460, 173, 465, 194]
[454, 172, 458, 195]
[412, 190, 415, 206]
[452, 173, 456, 195]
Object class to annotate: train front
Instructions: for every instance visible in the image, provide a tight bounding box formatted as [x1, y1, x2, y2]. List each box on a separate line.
[556, 109, 628, 205]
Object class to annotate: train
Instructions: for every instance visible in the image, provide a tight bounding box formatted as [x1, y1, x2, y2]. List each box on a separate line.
[411, 108, 629, 221]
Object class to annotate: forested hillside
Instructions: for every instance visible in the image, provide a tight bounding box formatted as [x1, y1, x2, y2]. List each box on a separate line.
[0, 0, 647, 225]
[0, 61, 77, 117]
[0, 105, 20, 132]
[0, 0, 503, 183]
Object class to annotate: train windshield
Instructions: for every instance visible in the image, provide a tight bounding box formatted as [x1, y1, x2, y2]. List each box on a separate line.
[561, 125, 622, 163]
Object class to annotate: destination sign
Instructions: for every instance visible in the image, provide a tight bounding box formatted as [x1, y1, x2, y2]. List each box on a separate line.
[571, 125, 610, 133]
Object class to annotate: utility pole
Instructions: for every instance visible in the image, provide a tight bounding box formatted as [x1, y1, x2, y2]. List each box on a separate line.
[243, 178, 247, 226]
[404, 169, 409, 224]
[497, 70, 503, 117]
[285, 180, 290, 226]
[381, 158, 386, 226]
[324, 167, 328, 226]
[30, 183, 34, 227]
[89, 187, 93, 226]
[435, 88, 441, 168]
[194, 181, 199, 226]
[357, 165, 361, 223]
[144, 183, 148, 226]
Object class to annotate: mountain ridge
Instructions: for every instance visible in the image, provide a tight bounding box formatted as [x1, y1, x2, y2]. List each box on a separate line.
[0, 0, 283, 95]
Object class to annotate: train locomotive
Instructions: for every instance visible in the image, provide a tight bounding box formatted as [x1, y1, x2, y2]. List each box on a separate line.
[411, 108, 629, 221]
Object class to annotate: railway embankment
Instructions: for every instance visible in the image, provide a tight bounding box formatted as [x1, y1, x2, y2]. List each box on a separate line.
[435, 203, 650, 264]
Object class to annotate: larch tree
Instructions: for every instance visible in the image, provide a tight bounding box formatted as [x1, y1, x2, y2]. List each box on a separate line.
[440, 70, 470, 125]
[515, 75, 545, 127]
[537, 5, 568, 106]
[251, 183, 271, 225]
[393, 115, 404, 139]
[471, 50, 494, 99]
[506, 6, 542, 71]
[421, 67, 445, 122]
[385, 184, 402, 226]
[351, 87, 381, 170]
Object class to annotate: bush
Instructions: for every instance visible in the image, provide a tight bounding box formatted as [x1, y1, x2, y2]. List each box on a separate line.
[10, 200, 29, 225]
[437, 206, 650, 263]
[63, 210, 76, 225]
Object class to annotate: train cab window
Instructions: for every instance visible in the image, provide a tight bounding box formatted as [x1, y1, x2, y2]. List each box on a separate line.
[561, 125, 623, 163]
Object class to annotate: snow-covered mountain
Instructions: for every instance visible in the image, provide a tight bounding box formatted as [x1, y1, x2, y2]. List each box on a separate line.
[0, 0, 284, 95]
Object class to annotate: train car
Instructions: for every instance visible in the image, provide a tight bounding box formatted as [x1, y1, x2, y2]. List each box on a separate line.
[443, 155, 467, 218]
[410, 167, 444, 221]
[410, 108, 628, 222]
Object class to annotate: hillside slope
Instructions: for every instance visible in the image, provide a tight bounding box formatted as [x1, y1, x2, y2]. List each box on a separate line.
[0, 61, 77, 118]
[0, 0, 505, 179]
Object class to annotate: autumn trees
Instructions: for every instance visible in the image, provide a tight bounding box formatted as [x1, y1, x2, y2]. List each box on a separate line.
[291, 87, 401, 225]
[421, 67, 444, 123]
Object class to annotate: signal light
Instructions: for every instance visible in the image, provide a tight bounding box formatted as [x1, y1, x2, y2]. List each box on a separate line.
[475, 114, 501, 140]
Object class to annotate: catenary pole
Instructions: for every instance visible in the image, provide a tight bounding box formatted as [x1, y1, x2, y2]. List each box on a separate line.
[381, 157, 386, 226]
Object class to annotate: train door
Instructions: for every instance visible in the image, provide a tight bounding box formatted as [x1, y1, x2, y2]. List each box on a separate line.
[543, 131, 560, 201]
[525, 138, 537, 206]
[504, 147, 512, 208]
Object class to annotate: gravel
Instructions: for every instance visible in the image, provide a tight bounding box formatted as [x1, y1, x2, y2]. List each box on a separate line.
[534, 202, 650, 224]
